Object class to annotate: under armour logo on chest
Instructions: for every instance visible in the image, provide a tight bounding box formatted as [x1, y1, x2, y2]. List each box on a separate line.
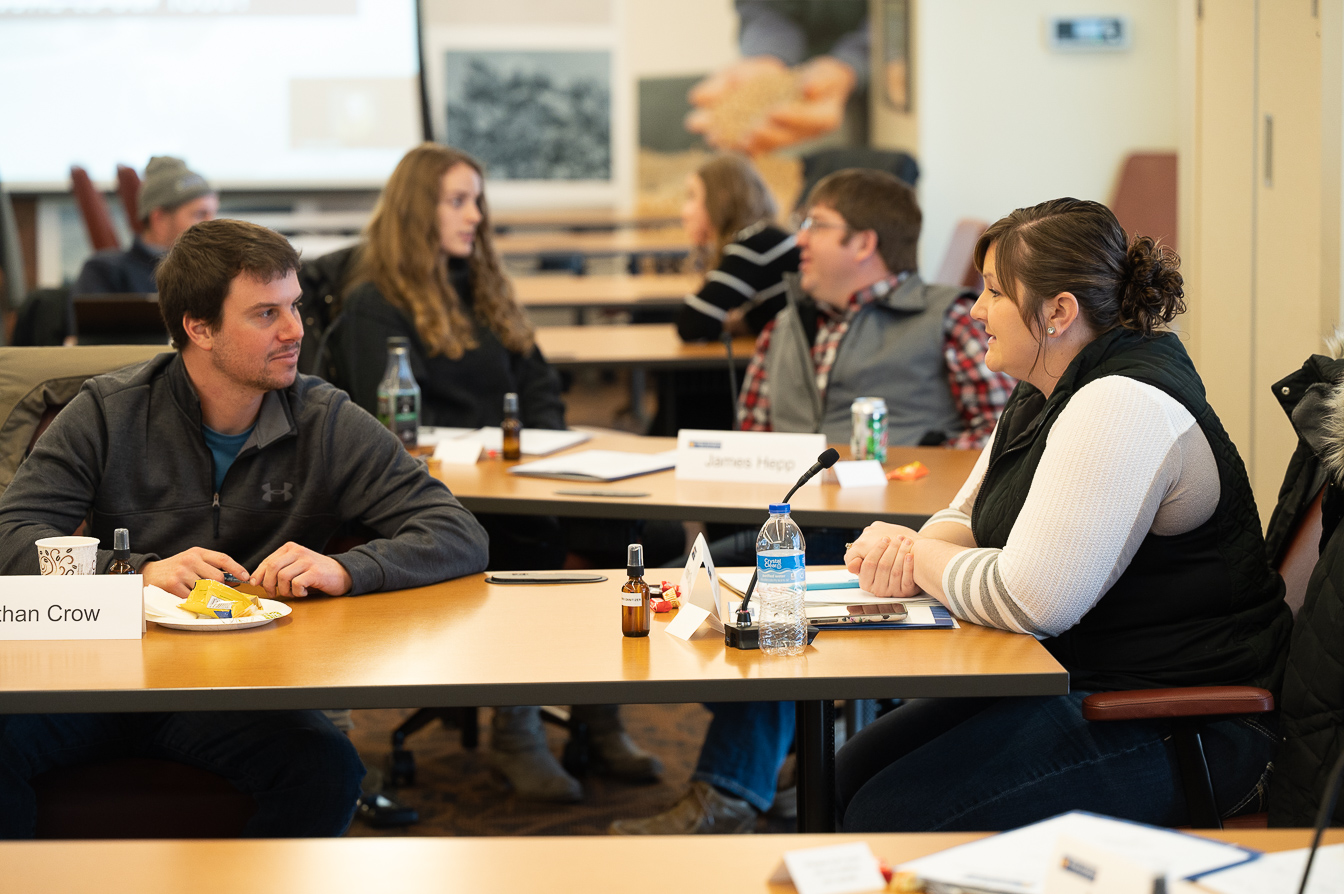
[261, 482, 293, 503]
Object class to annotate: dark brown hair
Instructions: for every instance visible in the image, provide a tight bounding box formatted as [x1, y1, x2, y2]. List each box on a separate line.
[805, 168, 920, 275]
[156, 218, 300, 350]
[346, 143, 533, 360]
[696, 154, 777, 269]
[973, 198, 1185, 339]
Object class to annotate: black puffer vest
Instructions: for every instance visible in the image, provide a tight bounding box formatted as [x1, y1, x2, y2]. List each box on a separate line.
[971, 328, 1291, 692]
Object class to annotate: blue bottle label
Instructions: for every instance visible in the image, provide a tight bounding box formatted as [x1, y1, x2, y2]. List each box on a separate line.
[757, 551, 805, 586]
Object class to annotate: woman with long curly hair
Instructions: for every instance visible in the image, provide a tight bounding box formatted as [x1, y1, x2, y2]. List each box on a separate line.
[334, 143, 660, 803]
[337, 143, 563, 430]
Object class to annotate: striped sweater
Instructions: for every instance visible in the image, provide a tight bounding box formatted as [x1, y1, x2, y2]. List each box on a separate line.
[676, 221, 799, 342]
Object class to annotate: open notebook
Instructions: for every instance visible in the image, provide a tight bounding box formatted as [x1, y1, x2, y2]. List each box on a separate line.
[719, 570, 956, 629]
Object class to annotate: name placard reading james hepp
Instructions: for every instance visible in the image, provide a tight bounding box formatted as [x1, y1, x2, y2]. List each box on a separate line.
[0, 576, 143, 640]
[674, 429, 828, 485]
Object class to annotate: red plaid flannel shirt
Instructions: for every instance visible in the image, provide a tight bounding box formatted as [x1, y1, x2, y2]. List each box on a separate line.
[737, 277, 1012, 449]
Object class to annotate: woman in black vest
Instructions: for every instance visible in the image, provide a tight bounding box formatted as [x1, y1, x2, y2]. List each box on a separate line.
[836, 198, 1292, 831]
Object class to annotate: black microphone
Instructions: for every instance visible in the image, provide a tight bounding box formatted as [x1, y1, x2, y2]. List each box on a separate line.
[721, 330, 740, 431]
[733, 448, 842, 631]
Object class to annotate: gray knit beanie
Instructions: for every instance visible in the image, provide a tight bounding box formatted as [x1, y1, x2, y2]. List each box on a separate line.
[138, 156, 213, 220]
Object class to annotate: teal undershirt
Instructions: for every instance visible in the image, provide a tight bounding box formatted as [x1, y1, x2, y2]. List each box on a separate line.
[201, 424, 254, 493]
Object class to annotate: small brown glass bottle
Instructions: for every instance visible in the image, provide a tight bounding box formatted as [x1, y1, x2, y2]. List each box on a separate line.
[501, 392, 522, 460]
[106, 527, 134, 575]
[621, 543, 650, 637]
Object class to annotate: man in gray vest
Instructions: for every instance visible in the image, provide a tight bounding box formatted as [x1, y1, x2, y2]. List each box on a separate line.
[738, 168, 1010, 448]
[613, 170, 1011, 836]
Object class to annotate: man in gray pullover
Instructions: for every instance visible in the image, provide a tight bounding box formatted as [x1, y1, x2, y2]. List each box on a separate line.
[0, 218, 490, 837]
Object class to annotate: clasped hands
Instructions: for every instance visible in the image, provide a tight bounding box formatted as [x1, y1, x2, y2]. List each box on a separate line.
[844, 522, 923, 600]
[142, 542, 353, 600]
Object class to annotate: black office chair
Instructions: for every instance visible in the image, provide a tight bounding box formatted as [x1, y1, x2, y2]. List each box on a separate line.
[296, 244, 360, 380]
[1081, 355, 1340, 829]
[389, 706, 585, 786]
[0, 168, 26, 346]
[0, 345, 256, 838]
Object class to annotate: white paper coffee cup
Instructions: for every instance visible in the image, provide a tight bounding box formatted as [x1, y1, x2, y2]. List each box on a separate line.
[35, 536, 100, 576]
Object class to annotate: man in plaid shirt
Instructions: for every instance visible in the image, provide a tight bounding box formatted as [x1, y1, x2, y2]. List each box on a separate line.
[737, 169, 1011, 449]
[611, 170, 1014, 839]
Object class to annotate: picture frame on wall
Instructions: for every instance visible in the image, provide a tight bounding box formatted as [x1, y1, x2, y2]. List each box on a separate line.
[883, 0, 912, 113]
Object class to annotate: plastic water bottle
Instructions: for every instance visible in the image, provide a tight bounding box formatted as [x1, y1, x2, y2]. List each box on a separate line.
[757, 503, 806, 656]
[376, 336, 421, 448]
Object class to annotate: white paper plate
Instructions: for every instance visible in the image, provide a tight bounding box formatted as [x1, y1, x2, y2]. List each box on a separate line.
[143, 585, 291, 631]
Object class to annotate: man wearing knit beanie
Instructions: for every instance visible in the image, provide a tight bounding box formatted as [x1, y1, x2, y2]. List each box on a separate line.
[73, 156, 218, 295]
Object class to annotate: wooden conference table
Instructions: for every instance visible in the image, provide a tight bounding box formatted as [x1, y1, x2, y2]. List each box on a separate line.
[534, 324, 756, 428]
[493, 207, 680, 231]
[535, 323, 755, 371]
[5, 829, 1337, 893]
[0, 571, 1065, 833]
[514, 273, 698, 312]
[494, 226, 690, 260]
[431, 429, 981, 528]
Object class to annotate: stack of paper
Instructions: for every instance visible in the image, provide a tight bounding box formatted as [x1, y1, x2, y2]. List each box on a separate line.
[718, 570, 956, 629]
[508, 449, 677, 482]
[899, 811, 1258, 893]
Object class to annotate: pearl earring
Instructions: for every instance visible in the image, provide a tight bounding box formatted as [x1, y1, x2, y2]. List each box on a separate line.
[1047, 326, 1056, 335]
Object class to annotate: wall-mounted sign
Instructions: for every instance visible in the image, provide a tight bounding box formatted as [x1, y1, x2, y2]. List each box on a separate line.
[1048, 17, 1130, 52]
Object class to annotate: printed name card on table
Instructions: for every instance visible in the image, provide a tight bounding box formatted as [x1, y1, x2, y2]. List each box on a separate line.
[664, 533, 725, 641]
[433, 438, 484, 465]
[826, 460, 888, 488]
[768, 842, 888, 894]
[0, 575, 144, 640]
[675, 429, 827, 484]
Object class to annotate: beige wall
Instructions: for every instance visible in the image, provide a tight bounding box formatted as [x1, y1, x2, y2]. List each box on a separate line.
[898, 0, 1180, 278]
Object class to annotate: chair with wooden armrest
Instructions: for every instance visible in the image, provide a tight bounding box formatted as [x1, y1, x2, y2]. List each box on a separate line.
[115, 164, 142, 236]
[1, 345, 257, 838]
[1081, 487, 1325, 829]
[69, 166, 119, 253]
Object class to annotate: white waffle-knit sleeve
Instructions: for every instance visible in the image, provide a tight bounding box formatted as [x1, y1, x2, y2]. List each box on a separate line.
[939, 376, 1219, 636]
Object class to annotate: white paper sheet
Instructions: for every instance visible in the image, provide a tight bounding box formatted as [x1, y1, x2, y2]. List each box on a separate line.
[899, 812, 1257, 894]
[508, 449, 677, 482]
[1197, 843, 1344, 894]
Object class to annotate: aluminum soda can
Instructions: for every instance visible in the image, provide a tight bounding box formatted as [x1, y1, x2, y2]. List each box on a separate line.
[850, 397, 889, 463]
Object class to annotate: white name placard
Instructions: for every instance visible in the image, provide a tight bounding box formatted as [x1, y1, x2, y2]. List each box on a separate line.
[0, 575, 144, 640]
[675, 429, 827, 485]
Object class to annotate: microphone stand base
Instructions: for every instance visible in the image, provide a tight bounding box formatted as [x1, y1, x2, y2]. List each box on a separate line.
[725, 624, 820, 651]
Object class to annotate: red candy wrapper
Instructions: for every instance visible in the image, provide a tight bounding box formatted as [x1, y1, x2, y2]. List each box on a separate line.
[650, 599, 674, 613]
[886, 460, 929, 481]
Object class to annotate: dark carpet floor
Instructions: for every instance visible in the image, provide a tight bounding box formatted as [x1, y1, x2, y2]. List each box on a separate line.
[344, 704, 796, 837]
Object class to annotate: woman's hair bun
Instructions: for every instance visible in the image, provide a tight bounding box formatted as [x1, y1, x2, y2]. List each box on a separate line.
[1119, 235, 1185, 337]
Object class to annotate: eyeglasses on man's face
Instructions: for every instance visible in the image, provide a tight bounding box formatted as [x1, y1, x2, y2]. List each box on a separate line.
[796, 214, 850, 234]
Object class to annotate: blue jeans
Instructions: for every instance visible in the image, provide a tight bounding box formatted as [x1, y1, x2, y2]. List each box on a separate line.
[0, 711, 365, 838]
[693, 701, 795, 812]
[836, 693, 1277, 832]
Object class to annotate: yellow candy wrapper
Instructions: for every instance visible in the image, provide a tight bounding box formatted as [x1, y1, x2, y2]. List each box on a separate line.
[180, 579, 261, 620]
